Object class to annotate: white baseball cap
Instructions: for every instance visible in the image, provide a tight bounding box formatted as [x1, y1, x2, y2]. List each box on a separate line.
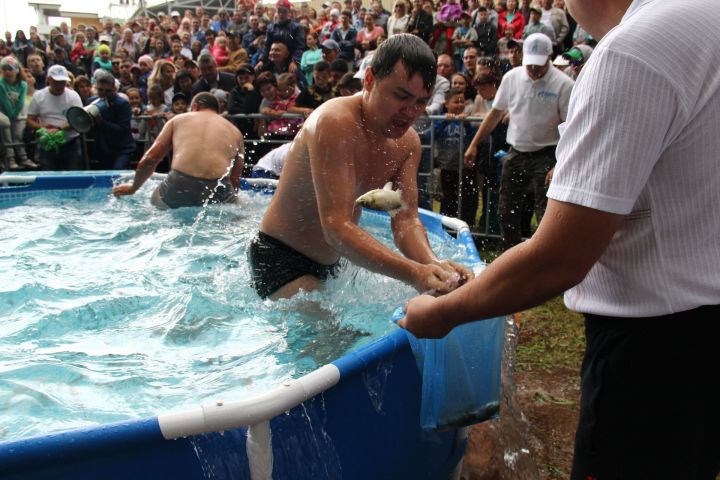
[47, 64, 70, 81]
[211, 88, 228, 103]
[552, 55, 569, 67]
[522, 33, 553, 66]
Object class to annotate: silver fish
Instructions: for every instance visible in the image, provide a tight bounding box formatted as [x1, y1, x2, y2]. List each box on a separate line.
[355, 182, 405, 216]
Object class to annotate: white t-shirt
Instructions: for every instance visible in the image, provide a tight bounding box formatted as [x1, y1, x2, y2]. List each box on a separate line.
[426, 75, 450, 116]
[163, 86, 174, 107]
[540, 9, 553, 31]
[253, 141, 291, 177]
[27, 87, 83, 141]
[547, 0, 720, 317]
[492, 65, 574, 152]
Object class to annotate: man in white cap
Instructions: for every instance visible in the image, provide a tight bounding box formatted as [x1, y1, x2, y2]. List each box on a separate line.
[463, 32, 574, 247]
[26, 65, 84, 170]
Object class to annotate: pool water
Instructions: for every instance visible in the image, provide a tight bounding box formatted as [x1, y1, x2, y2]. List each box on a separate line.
[0, 178, 476, 441]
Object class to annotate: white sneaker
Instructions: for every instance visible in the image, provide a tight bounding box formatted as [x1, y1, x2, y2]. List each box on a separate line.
[7, 159, 20, 170]
[19, 159, 39, 169]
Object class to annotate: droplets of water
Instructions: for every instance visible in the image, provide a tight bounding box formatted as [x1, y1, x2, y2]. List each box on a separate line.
[186, 148, 243, 247]
[361, 357, 394, 414]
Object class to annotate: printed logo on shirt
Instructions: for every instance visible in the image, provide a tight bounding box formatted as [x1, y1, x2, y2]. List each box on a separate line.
[537, 90, 558, 99]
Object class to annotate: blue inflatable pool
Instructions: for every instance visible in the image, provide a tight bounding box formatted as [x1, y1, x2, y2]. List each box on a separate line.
[0, 173, 505, 480]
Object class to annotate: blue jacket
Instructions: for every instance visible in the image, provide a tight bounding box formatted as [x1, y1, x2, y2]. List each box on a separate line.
[429, 117, 477, 171]
[212, 19, 230, 33]
[260, 20, 307, 66]
[330, 27, 358, 62]
[89, 94, 136, 155]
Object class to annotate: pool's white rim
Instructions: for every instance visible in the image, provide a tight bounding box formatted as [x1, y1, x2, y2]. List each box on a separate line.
[158, 364, 341, 439]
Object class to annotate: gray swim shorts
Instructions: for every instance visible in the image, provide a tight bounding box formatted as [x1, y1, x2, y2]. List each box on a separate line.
[154, 169, 237, 208]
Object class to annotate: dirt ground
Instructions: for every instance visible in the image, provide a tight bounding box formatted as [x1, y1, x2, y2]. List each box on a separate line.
[513, 367, 581, 479]
[459, 303, 584, 480]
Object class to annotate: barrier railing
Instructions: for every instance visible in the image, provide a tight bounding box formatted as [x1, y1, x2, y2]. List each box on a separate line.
[0, 113, 500, 239]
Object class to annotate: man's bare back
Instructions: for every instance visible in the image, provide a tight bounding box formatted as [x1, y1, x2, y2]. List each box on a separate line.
[112, 95, 244, 207]
[169, 111, 243, 180]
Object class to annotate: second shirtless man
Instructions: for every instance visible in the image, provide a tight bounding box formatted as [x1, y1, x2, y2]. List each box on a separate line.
[249, 34, 472, 300]
[112, 92, 245, 209]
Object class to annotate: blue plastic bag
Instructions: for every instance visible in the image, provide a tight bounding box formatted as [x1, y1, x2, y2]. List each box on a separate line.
[392, 308, 504, 431]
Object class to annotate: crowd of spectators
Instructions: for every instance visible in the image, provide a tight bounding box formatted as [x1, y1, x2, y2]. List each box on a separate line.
[0, 0, 594, 238]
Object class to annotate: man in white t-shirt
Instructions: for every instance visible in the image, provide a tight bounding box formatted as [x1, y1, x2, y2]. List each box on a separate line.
[26, 65, 84, 170]
[400, 1, 720, 478]
[463, 33, 574, 247]
[252, 141, 291, 179]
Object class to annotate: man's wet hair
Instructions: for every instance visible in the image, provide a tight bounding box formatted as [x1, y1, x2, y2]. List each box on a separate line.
[370, 33, 436, 91]
[191, 92, 219, 112]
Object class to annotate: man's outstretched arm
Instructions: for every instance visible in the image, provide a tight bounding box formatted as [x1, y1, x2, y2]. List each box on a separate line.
[112, 118, 174, 196]
[390, 135, 474, 283]
[399, 199, 624, 338]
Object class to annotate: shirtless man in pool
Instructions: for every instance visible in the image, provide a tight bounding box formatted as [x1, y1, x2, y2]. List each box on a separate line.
[249, 34, 473, 300]
[112, 92, 245, 209]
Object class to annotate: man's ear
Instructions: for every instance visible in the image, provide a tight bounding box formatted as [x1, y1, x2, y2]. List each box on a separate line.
[363, 66, 375, 93]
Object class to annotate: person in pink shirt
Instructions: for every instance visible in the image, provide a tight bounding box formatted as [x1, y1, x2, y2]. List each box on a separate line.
[356, 13, 385, 57]
[210, 36, 230, 67]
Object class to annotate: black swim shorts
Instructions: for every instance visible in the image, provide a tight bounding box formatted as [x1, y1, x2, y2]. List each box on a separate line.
[155, 169, 237, 208]
[248, 231, 341, 298]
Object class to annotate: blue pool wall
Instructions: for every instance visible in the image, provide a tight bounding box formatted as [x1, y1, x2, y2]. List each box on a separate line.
[0, 330, 473, 480]
[0, 173, 504, 479]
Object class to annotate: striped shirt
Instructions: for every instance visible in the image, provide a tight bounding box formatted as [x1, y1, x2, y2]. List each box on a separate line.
[547, 0, 720, 316]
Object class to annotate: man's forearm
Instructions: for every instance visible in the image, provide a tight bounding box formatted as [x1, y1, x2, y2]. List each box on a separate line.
[130, 155, 159, 192]
[393, 217, 438, 265]
[422, 201, 623, 328]
[469, 108, 504, 149]
[325, 218, 421, 284]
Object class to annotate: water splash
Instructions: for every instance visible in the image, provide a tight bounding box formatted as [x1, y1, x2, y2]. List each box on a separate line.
[0, 189, 478, 440]
[186, 148, 244, 248]
[361, 356, 394, 414]
[246, 421, 273, 480]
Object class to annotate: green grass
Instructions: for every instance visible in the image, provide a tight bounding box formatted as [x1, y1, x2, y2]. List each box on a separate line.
[515, 297, 586, 372]
[477, 245, 586, 373]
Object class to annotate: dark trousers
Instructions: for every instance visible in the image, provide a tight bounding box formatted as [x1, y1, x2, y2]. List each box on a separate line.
[439, 165, 478, 226]
[38, 137, 84, 170]
[498, 146, 556, 248]
[97, 151, 132, 170]
[572, 306, 720, 480]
